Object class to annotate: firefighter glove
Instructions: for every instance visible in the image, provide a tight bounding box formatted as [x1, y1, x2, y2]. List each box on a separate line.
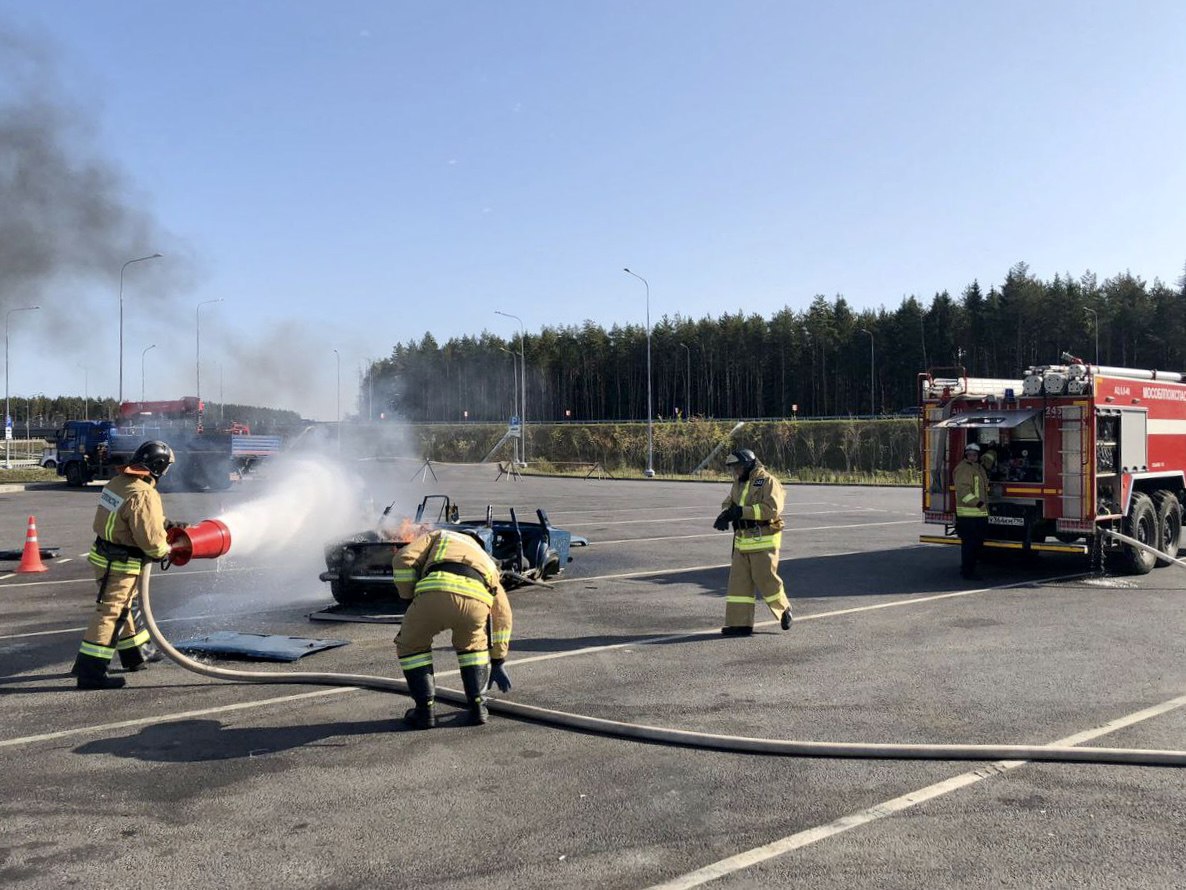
[713, 511, 731, 531]
[976, 501, 984, 508]
[165, 519, 189, 530]
[725, 505, 743, 521]
[487, 660, 512, 693]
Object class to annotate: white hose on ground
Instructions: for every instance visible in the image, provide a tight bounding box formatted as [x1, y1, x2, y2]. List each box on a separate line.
[1103, 528, 1186, 570]
[138, 564, 1186, 767]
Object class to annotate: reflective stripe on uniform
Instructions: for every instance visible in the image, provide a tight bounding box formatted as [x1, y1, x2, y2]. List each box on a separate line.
[87, 546, 143, 575]
[734, 531, 781, 552]
[116, 629, 151, 649]
[457, 649, 491, 667]
[79, 641, 115, 659]
[104, 510, 118, 541]
[414, 571, 495, 607]
[751, 504, 762, 520]
[399, 651, 434, 671]
[725, 595, 757, 604]
[392, 568, 417, 583]
[491, 630, 511, 644]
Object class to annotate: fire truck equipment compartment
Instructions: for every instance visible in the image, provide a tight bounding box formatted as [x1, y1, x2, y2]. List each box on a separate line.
[933, 409, 1042, 429]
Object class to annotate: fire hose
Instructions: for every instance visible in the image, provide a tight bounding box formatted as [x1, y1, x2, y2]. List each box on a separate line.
[138, 520, 1186, 767]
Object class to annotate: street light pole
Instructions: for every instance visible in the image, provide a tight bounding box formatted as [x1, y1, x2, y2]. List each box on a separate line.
[1083, 306, 1099, 365]
[679, 342, 691, 420]
[141, 344, 157, 403]
[333, 348, 341, 453]
[499, 346, 521, 464]
[5, 305, 39, 469]
[78, 363, 89, 421]
[859, 328, 875, 415]
[195, 298, 222, 428]
[623, 268, 654, 477]
[495, 310, 527, 464]
[118, 253, 162, 405]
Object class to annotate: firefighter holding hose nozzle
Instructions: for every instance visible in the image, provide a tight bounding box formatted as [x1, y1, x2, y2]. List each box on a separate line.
[72, 440, 190, 690]
[392, 528, 513, 730]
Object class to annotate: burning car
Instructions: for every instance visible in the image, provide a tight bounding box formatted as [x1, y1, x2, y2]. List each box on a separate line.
[319, 494, 587, 606]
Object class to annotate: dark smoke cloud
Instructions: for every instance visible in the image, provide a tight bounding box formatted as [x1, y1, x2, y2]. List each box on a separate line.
[0, 24, 197, 338]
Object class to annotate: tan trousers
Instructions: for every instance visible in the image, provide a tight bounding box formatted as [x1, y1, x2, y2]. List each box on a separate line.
[82, 569, 142, 654]
[396, 591, 490, 658]
[724, 548, 789, 627]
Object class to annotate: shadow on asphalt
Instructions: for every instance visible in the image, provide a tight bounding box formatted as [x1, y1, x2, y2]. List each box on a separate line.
[73, 717, 406, 761]
[636, 546, 1089, 599]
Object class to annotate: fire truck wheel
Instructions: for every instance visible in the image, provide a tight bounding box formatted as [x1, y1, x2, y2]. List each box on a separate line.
[1119, 492, 1157, 575]
[1151, 491, 1182, 566]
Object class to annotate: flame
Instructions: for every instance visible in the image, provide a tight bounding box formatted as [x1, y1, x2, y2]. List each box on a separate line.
[382, 516, 431, 544]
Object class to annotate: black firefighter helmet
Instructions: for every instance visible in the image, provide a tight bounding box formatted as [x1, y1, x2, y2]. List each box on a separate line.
[725, 448, 757, 472]
[130, 440, 175, 481]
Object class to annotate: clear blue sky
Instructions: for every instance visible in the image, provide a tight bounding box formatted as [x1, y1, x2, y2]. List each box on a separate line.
[2, 1, 1184, 420]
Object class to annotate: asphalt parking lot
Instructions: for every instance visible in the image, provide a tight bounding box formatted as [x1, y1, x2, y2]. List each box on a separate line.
[2, 462, 1184, 889]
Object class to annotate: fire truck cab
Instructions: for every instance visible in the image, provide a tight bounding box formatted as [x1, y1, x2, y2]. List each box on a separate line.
[920, 353, 1185, 574]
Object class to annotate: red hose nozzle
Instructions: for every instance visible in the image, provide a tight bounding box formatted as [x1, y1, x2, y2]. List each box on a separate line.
[167, 519, 232, 566]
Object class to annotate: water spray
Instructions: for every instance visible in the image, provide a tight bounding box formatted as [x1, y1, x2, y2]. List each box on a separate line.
[138, 531, 1186, 767]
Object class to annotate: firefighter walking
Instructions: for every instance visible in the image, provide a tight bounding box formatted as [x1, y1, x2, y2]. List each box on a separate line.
[713, 449, 793, 635]
[393, 528, 513, 729]
[953, 442, 989, 579]
[72, 441, 184, 690]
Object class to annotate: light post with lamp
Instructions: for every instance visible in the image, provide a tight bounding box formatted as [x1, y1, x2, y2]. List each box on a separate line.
[5, 305, 39, 469]
[623, 268, 654, 477]
[859, 328, 875, 415]
[495, 310, 527, 464]
[195, 298, 222, 429]
[118, 253, 162, 404]
[679, 341, 691, 420]
[333, 348, 341, 453]
[141, 344, 157, 403]
[499, 345, 520, 464]
[1083, 306, 1099, 365]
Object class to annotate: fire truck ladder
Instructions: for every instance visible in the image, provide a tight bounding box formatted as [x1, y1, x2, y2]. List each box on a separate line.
[1058, 405, 1088, 525]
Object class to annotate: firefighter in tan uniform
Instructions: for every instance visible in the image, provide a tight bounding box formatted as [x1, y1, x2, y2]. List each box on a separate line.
[713, 449, 793, 636]
[72, 441, 185, 690]
[952, 442, 990, 580]
[393, 528, 513, 729]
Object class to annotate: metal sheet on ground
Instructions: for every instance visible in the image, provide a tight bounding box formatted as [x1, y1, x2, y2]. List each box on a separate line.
[307, 604, 406, 624]
[172, 630, 349, 661]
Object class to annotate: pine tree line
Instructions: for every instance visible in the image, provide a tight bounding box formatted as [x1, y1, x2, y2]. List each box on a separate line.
[366, 263, 1186, 423]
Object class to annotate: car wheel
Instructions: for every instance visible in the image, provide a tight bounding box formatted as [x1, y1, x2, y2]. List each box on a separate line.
[65, 462, 84, 487]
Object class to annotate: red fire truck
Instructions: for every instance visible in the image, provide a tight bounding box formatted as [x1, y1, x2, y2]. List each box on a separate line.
[919, 353, 1185, 574]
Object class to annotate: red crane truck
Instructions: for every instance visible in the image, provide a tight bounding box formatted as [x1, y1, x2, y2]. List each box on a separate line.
[919, 353, 1185, 574]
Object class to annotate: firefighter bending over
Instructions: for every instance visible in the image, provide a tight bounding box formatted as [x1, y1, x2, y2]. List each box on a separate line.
[72, 441, 188, 690]
[393, 528, 513, 729]
[952, 442, 989, 580]
[713, 449, 793, 636]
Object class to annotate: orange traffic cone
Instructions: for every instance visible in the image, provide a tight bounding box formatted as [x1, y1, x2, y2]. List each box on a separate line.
[16, 515, 48, 573]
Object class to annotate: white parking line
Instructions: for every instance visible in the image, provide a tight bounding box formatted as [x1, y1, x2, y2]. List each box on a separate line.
[646, 691, 1186, 889]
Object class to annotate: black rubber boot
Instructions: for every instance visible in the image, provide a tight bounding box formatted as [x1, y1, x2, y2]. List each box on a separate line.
[75, 652, 126, 690]
[402, 665, 436, 730]
[459, 663, 490, 725]
[780, 606, 794, 630]
[720, 626, 754, 637]
[119, 643, 164, 672]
